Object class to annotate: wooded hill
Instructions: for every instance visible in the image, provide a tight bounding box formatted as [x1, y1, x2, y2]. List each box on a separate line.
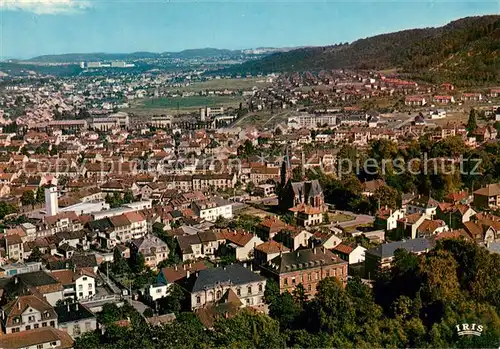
[226, 15, 500, 85]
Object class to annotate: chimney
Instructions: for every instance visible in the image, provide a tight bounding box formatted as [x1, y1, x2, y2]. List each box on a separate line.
[186, 270, 190, 278]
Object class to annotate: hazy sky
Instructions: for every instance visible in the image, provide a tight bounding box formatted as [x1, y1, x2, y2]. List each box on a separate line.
[0, 0, 498, 59]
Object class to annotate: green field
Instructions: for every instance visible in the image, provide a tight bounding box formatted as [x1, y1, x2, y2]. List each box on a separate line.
[142, 95, 244, 110]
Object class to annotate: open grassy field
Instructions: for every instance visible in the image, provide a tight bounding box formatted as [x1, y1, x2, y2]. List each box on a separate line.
[328, 213, 355, 223]
[169, 77, 272, 93]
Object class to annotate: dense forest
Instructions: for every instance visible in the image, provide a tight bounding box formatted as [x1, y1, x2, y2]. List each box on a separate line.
[75, 239, 500, 348]
[225, 15, 500, 85]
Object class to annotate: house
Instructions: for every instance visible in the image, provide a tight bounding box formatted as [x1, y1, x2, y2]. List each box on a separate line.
[406, 195, 439, 217]
[436, 203, 476, 229]
[179, 264, 266, 310]
[290, 204, 324, 227]
[444, 190, 469, 204]
[364, 238, 432, 276]
[463, 219, 500, 245]
[260, 247, 348, 296]
[7, 271, 64, 306]
[274, 229, 313, 251]
[332, 244, 367, 265]
[51, 268, 96, 301]
[433, 95, 454, 104]
[191, 198, 233, 222]
[309, 231, 342, 250]
[130, 234, 169, 269]
[219, 230, 263, 261]
[176, 231, 224, 261]
[416, 219, 449, 237]
[397, 213, 427, 239]
[1, 294, 58, 334]
[473, 183, 500, 209]
[55, 303, 97, 339]
[0, 327, 74, 349]
[253, 240, 290, 267]
[256, 216, 290, 241]
[405, 96, 426, 106]
[361, 179, 386, 197]
[375, 207, 405, 231]
[461, 93, 482, 102]
[3, 234, 24, 262]
[148, 262, 208, 301]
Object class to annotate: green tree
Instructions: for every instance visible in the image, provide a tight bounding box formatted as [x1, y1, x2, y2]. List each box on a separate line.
[467, 108, 478, 131]
[35, 186, 45, 203]
[123, 190, 134, 204]
[158, 283, 186, 315]
[27, 246, 43, 262]
[21, 190, 36, 207]
[129, 252, 145, 273]
[212, 309, 286, 348]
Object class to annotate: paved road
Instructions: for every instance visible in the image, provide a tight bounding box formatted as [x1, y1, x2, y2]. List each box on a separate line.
[127, 298, 150, 315]
[247, 195, 278, 205]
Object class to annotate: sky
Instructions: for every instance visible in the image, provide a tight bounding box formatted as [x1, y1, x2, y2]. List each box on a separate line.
[0, 0, 498, 59]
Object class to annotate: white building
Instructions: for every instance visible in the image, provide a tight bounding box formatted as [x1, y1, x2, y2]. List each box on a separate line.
[45, 185, 58, 217]
[191, 198, 233, 222]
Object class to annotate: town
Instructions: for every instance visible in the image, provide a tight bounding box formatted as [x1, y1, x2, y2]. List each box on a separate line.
[0, 9, 499, 349]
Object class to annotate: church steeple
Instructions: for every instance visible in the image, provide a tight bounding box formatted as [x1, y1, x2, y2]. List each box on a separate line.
[281, 146, 292, 186]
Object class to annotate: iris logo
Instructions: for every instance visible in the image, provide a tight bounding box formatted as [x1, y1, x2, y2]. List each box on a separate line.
[456, 323, 483, 336]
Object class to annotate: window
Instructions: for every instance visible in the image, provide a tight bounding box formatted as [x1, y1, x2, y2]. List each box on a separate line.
[82, 277, 87, 281]
[42, 322, 47, 327]
[78, 285, 83, 290]
[28, 315, 35, 322]
[37, 345, 43, 349]
[236, 288, 241, 296]
[246, 298, 250, 304]
[332, 269, 336, 277]
[50, 321, 55, 327]
[315, 272, 319, 280]
[291, 277, 296, 285]
[14, 317, 20, 324]
[196, 296, 201, 304]
[308, 284, 312, 291]
[216, 290, 222, 299]
[338, 268, 343, 276]
[258, 284, 263, 292]
[51, 342, 57, 347]
[247, 286, 252, 295]
[79, 292, 84, 298]
[88, 283, 93, 289]
[12, 327, 20, 333]
[284, 278, 288, 286]
[308, 273, 312, 281]
[34, 324, 39, 329]
[26, 325, 31, 330]
[156, 289, 162, 293]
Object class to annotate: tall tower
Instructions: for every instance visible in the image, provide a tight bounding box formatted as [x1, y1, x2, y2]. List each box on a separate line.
[45, 185, 58, 217]
[280, 146, 292, 186]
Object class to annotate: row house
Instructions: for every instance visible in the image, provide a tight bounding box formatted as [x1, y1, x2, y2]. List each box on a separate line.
[176, 230, 225, 261]
[87, 211, 147, 249]
[461, 93, 483, 102]
[404, 96, 426, 106]
[433, 95, 455, 104]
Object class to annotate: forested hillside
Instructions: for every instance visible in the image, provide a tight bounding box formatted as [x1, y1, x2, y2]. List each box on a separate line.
[227, 15, 500, 85]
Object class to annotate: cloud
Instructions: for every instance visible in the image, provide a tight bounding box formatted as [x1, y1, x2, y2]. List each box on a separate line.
[0, 0, 91, 14]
